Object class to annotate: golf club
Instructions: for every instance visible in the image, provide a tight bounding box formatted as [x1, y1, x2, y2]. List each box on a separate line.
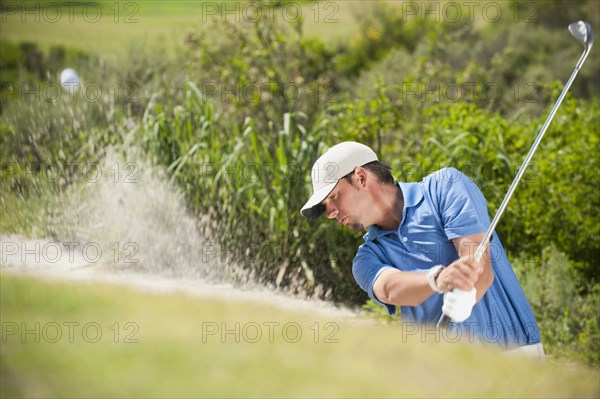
[438, 20, 594, 329]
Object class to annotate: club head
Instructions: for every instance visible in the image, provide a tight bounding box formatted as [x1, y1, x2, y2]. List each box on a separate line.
[569, 21, 594, 49]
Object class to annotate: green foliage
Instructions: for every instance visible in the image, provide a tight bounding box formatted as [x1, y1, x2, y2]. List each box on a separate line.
[333, 3, 420, 78]
[513, 246, 599, 365]
[514, 95, 599, 273]
[510, 0, 599, 30]
[343, 1, 599, 118]
[361, 298, 398, 324]
[183, 6, 337, 132]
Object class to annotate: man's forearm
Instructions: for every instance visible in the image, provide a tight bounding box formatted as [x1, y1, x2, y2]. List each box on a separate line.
[373, 268, 435, 307]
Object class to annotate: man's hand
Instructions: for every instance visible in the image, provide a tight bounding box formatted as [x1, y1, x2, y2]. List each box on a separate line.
[436, 233, 495, 323]
[442, 288, 477, 322]
[435, 255, 483, 293]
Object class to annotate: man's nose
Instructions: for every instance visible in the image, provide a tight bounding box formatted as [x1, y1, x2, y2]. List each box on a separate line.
[327, 205, 338, 220]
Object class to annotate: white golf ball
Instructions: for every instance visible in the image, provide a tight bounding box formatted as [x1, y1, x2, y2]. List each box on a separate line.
[60, 68, 80, 91]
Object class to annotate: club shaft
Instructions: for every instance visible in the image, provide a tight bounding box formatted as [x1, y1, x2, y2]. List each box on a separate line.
[473, 45, 591, 264]
[438, 44, 592, 329]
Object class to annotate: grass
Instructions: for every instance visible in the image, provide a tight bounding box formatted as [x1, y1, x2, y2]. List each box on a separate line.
[0, 0, 362, 59]
[4, 0, 502, 57]
[1, 273, 599, 398]
[0, 1, 207, 58]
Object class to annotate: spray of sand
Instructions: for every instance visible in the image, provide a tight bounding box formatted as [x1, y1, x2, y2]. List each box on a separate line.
[0, 140, 354, 318]
[48, 142, 243, 283]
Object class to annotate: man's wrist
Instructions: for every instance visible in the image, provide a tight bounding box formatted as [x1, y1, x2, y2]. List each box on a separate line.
[427, 265, 445, 293]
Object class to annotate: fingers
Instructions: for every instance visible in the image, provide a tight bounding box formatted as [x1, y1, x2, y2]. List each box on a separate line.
[442, 288, 476, 322]
[437, 257, 482, 292]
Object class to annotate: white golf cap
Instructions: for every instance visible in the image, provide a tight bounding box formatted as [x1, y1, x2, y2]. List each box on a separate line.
[301, 142, 378, 219]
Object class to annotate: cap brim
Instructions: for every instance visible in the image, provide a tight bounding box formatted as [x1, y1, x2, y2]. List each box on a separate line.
[301, 182, 336, 220]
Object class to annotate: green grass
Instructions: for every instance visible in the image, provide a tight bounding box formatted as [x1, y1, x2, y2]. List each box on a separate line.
[0, 0, 520, 67]
[1, 273, 598, 398]
[0, 0, 208, 58]
[0, 0, 362, 59]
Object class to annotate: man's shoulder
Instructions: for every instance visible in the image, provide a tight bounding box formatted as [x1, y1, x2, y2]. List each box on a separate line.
[422, 167, 469, 185]
[415, 168, 464, 196]
[417, 167, 479, 205]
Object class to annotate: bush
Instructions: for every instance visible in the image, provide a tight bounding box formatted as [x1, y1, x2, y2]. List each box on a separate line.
[182, 6, 337, 133]
[340, 1, 600, 118]
[513, 246, 599, 365]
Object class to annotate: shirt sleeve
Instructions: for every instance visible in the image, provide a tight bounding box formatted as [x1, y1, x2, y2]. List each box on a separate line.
[352, 244, 397, 316]
[431, 167, 491, 240]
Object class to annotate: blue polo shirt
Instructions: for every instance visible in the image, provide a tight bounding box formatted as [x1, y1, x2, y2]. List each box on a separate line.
[352, 168, 540, 349]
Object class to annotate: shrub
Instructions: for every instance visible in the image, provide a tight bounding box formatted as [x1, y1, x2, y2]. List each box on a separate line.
[513, 246, 599, 366]
[182, 6, 337, 133]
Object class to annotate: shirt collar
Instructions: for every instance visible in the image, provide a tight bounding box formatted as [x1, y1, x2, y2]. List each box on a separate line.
[363, 182, 424, 242]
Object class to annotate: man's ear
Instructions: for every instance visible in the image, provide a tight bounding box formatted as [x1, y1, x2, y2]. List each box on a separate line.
[354, 166, 368, 187]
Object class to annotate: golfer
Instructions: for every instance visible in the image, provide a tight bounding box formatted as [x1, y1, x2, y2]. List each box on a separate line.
[301, 141, 544, 358]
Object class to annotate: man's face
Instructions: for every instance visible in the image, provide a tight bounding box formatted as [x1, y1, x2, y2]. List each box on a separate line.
[320, 176, 367, 232]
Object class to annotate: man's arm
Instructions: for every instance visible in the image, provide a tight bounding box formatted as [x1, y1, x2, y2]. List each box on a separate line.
[372, 232, 493, 307]
[372, 268, 435, 307]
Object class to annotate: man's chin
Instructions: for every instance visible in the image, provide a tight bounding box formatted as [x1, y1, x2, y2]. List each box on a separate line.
[349, 223, 365, 232]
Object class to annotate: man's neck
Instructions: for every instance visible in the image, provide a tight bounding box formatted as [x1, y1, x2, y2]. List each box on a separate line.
[375, 184, 404, 231]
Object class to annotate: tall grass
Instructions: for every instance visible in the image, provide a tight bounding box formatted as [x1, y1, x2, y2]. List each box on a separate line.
[140, 81, 363, 301]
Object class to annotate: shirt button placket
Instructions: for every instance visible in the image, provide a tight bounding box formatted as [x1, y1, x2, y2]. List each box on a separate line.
[401, 236, 409, 249]
[401, 235, 414, 252]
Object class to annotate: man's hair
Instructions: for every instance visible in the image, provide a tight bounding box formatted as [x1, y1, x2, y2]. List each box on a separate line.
[343, 161, 394, 185]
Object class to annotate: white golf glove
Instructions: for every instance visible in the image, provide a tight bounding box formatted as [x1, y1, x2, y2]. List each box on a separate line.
[442, 288, 476, 323]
